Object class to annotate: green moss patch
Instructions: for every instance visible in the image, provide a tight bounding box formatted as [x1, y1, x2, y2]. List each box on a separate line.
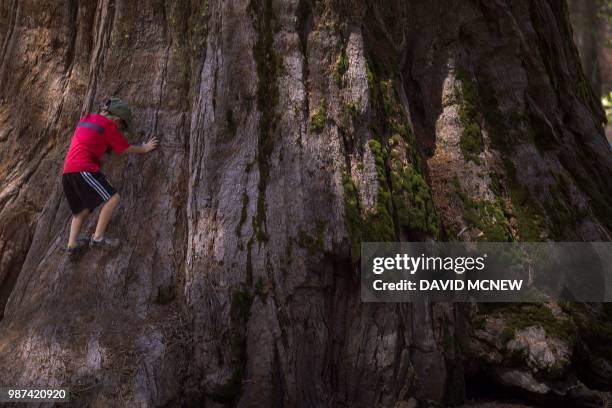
[456, 69, 563, 241]
[501, 166, 546, 241]
[389, 138, 439, 236]
[334, 46, 349, 87]
[456, 182, 512, 242]
[482, 303, 577, 346]
[465, 198, 512, 242]
[363, 139, 396, 242]
[249, 0, 281, 243]
[342, 173, 363, 263]
[208, 288, 253, 403]
[341, 57, 440, 262]
[310, 102, 327, 133]
[297, 220, 326, 256]
[456, 69, 483, 163]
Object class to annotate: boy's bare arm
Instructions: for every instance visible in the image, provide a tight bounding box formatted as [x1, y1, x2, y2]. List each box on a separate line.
[122, 137, 159, 154]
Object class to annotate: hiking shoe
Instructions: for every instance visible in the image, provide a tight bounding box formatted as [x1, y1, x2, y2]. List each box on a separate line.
[66, 238, 89, 261]
[66, 246, 84, 261]
[90, 235, 121, 250]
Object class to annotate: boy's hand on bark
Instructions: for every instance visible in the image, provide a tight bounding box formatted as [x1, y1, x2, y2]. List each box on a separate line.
[144, 137, 159, 153]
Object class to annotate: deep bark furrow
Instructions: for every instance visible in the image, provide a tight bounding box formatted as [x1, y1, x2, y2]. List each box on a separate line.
[0, 1, 609, 406]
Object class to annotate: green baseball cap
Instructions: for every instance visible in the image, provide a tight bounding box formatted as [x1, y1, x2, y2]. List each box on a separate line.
[103, 97, 133, 129]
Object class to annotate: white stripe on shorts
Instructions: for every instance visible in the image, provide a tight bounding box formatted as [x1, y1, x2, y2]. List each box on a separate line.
[80, 172, 110, 200]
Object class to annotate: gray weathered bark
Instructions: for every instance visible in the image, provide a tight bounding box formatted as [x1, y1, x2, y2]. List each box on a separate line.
[0, 0, 610, 407]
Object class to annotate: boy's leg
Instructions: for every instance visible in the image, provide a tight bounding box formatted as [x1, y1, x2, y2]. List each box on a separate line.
[93, 193, 120, 240]
[68, 208, 90, 248]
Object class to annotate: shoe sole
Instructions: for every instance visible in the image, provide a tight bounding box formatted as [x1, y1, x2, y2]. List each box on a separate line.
[67, 241, 89, 261]
[67, 250, 85, 261]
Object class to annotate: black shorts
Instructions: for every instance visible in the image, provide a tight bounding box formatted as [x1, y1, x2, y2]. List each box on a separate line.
[62, 172, 117, 214]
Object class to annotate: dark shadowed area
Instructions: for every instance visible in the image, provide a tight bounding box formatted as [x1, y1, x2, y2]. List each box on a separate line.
[0, 0, 611, 406]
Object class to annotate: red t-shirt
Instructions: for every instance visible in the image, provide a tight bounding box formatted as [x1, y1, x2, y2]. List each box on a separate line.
[63, 113, 130, 173]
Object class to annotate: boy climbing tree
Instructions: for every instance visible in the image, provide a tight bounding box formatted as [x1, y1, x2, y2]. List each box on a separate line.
[62, 97, 158, 260]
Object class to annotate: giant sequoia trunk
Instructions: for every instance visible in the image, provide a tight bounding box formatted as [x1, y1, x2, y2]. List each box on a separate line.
[0, 0, 611, 407]
[568, 0, 606, 96]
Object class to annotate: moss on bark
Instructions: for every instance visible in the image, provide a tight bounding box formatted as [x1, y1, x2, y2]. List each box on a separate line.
[249, 0, 281, 243]
[334, 46, 348, 87]
[342, 59, 439, 262]
[208, 288, 253, 403]
[456, 69, 484, 163]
